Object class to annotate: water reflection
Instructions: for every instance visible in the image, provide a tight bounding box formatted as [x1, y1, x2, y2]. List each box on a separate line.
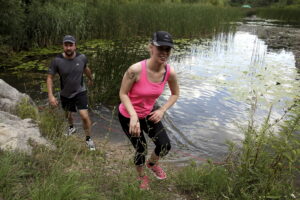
[1, 24, 299, 163]
[161, 31, 300, 161]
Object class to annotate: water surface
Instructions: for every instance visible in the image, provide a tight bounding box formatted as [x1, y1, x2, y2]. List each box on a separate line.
[1, 19, 299, 164]
[161, 27, 299, 163]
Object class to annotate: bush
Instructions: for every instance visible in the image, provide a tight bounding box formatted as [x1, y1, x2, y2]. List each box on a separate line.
[16, 97, 38, 120]
[175, 162, 230, 199]
[175, 99, 300, 199]
[29, 168, 98, 200]
[0, 151, 32, 200]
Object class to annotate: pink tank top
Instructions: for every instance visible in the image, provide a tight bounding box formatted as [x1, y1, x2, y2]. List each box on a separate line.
[119, 59, 171, 119]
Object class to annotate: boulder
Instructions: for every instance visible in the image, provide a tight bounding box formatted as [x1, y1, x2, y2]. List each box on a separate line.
[0, 79, 32, 114]
[0, 79, 54, 154]
[0, 111, 54, 154]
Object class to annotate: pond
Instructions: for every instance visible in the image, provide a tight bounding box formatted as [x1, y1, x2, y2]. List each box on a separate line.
[1, 18, 299, 164]
[162, 28, 299, 163]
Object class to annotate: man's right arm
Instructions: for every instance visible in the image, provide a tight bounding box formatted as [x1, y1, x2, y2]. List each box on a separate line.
[47, 74, 58, 106]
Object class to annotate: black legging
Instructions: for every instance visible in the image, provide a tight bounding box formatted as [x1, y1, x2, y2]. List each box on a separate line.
[118, 111, 171, 166]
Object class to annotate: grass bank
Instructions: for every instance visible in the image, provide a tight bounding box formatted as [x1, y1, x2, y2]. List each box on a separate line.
[1, 94, 300, 199]
[1, 103, 187, 200]
[174, 98, 300, 199]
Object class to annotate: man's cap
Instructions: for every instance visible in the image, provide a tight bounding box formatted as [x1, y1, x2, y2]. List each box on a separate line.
[63, 35, 76, 44]
[152, 31, 173, 48]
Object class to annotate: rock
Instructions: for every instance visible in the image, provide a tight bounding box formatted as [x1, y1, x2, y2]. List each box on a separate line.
[0, 111, 54, 154]
[0, 79, 54, 154]
[0, 79, 33, 114]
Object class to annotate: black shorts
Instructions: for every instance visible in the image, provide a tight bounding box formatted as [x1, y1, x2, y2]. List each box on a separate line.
[60, 91, 88, 112]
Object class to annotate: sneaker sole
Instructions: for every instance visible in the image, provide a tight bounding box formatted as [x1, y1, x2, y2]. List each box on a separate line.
[65, 129, 76, 136]
[146, 163, 167, 180]
[151, 173, 166, 180]
[147, 168, 167, 180]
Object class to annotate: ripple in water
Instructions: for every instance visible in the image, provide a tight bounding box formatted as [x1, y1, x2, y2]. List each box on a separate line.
[159, 31, 300, 162]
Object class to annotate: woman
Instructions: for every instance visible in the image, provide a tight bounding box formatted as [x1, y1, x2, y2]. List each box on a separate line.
[118, 31, 179, 190]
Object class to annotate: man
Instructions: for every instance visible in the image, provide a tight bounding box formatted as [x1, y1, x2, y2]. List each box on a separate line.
[47, 35, 95, 151]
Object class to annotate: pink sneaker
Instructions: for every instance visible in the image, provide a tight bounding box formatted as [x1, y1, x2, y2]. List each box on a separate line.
[146, 162, 167, 180]
[137, 175, 150, 190]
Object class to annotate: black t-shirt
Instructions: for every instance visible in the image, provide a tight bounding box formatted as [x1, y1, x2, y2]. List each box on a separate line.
[48, 53, 88, 98]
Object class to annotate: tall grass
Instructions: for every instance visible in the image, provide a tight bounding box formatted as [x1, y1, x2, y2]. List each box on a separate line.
[88, 40, 148, 106]
[256, 7, 300, 25]
[0, 151, 31, 200]
[174, 98, 300, 199]
[87, 3, 241, 38]
[15, 97, 39, 120]
[175, 161, 230, 199]
[29, 167, 97, 200]
[1, 0, 244, 50]
[1, 99, 184, 199]
[0, 0, 25, 50]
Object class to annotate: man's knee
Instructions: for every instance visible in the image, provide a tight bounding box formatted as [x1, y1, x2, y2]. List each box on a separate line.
[79, 110, 90, 121]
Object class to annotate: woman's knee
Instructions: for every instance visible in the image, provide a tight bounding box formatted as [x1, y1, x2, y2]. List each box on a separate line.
[155, 142, 171, 157]
[134, 151, 147, 165]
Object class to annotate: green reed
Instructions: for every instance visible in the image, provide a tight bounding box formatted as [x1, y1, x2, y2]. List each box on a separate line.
[1, 0, 243, 50]
[174, 99, 300, 199]
[88, 39, 148, 106]
[256, 7, 300, 25]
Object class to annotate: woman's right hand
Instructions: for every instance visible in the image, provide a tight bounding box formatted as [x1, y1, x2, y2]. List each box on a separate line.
[129, 115, 141, 137]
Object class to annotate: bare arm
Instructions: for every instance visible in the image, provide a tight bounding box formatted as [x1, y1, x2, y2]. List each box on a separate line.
[149, 67, 179, 123]
[47, 74, 58, 106]
[119, 63, 141, 136]
[84, 66, 93, 86]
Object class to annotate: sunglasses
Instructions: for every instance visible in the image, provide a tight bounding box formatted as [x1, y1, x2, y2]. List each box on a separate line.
[156, 46, 172, 52]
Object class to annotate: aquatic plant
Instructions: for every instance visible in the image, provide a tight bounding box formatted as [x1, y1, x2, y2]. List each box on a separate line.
[88, 40, 148, 106]
[0, 0, 243, 50]
[174, 98, 300, 199]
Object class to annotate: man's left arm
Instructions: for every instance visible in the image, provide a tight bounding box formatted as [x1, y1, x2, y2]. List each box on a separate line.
[84, 66, 93, 86]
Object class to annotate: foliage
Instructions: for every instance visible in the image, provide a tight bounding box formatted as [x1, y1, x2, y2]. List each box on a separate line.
[0, 0, 25, 50]
[230, 0, 300, 7]
[0, 0, 243, 50]
[175, 161, 229, 199]
[16, 97, 39, 120]
[256, 7, 300, 24]
[0, 151, 31, 200]
[0, 106, 185, 199]
[88, 40, 148, 106]
[28, 168, 97, 200]
[175, 99, 300, 199]
[38, 107, 67, 139]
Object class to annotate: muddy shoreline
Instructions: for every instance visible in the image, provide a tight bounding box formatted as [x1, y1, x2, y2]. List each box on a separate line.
[238, 17, 300, 69]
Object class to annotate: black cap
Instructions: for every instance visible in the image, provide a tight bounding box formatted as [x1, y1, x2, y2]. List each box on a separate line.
[63, 35, 76, 44]
[152, 31, 173, 48]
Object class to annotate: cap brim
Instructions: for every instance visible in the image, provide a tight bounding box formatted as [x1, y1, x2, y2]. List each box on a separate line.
[63, 40, 75, 44]
[153, 41, 174, 48]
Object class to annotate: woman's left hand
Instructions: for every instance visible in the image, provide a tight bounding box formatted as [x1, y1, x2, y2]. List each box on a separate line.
[148, 109, 165, 123]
